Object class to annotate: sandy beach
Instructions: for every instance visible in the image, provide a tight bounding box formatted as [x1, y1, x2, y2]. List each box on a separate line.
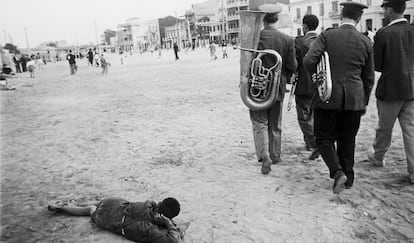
[1, 48, 413, 242]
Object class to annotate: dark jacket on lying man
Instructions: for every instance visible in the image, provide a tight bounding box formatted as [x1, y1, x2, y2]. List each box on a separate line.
[91, 197, 182, 243]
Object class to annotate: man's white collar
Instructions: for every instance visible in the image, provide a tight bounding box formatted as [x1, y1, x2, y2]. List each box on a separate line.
[340, 22, 356, 27]
[388, 18, 407, 26]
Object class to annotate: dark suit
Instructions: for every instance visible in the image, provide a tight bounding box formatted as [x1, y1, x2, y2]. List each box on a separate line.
[303, 24, 375, 186]
[371, 20, 414, 177]
[250, 26, 297, 163]
[294, 31, 318, 149]
[374, 21, 414, 101]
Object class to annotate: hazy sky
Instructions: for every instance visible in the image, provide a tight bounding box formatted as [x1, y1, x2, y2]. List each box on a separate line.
[0, 0, 208, 48]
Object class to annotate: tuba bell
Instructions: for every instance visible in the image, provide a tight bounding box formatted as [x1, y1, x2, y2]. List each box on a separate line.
[312, 51, 332, 103]
[238, 10, 283, 110]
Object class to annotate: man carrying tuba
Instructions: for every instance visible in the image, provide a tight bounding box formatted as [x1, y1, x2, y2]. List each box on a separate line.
[303, 1, 375, 194]
[248, 3, 297, 175]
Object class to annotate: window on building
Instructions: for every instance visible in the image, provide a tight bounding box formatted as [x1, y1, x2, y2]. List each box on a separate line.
[366, 19, 373, 31]
[320, 3, 324, 16]
[404, 14, 411, 23]
[307, 6, 312, 15]
[332, 1, 338, 12]
[296, 8, 301, 19]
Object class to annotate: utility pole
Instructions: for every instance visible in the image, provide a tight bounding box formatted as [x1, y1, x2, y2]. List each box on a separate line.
[94, 20, 99, 49]
[175, 11, 180, 48]
[221, 0, 226, 42]
[24, 27, 30, 53]
[3, 29, 7, 43]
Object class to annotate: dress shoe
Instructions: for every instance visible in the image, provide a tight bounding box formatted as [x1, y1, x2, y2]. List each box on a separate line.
[368, 152, 385, 167]
[333, 171, 347, 194]
[308, 149, 320, 160]
[261, 160, 271, 175]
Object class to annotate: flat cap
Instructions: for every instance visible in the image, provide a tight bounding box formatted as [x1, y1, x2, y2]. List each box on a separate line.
[258, 3, 282, 13]
[340, 1, 368, 10]
[381, 0, 409, 7]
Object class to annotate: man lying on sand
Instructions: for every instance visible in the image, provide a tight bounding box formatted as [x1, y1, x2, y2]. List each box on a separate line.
[48, 197, 185, 243]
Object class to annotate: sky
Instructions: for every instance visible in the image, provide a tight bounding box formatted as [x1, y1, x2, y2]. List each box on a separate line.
[0, 0, 208, 48]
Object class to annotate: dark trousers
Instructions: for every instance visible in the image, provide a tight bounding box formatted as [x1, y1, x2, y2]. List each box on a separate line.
[174, 50, 179, 60]
[314, 108, 363, 186]
[15, 63, 21, 73]
[295, 95, 316, 148]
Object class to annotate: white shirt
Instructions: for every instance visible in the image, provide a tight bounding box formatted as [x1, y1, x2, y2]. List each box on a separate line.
[340, 22, 356, 27]
[388, 18, 408, 26]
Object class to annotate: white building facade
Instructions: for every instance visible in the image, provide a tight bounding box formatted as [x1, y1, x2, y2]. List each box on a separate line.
[289, 0, 414, 37]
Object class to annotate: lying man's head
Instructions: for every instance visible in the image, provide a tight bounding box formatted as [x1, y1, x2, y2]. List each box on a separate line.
[158, 197, 180, 219]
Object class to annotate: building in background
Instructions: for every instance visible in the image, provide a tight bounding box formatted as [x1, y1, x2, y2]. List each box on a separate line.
[290, 0, 414, 37]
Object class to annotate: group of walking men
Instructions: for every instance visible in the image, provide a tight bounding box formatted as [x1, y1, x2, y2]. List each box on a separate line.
[249, 0, 414, 194]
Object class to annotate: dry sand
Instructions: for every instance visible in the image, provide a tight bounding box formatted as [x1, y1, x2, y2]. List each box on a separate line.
[1, 49, 413, 242]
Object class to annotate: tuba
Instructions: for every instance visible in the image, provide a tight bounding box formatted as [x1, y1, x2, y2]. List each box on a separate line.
[238, 10, 282, 110]
[312, 51, 332, 103]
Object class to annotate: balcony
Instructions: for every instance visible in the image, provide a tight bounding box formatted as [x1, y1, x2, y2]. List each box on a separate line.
[227, 14, 240, 21]
[329, 10, 340, 18]
[228, 27, 240, 33]
[227, 0, 248, 9]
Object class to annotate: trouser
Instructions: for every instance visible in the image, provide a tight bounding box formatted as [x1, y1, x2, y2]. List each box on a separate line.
[295, 94, 316, 149]
[69, 64, 77, 75]
[372, 99, 414, 175]
[249, 101, 283, 163]
[15, 64, 21, 73]
[174, 50, 179, 60]
[314, 109, 363, 186]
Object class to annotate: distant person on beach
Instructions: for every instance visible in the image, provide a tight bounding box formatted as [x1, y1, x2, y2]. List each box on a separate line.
[26, 57, 36, 78]
[221, 40, 228, 58]
[95, 51, 101, 67]
[208, 41, 217, 61]
[173, 43, 179, 61]
[101, 49, 110, 75]
[12, 53, 21, 73]
[66, 50, 77, 75]
[47, 197, 184, 243]
[87, 49, 94, 66]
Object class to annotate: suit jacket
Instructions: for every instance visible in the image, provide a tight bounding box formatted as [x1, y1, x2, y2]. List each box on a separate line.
[374, 21, 414, 101]
[303, 24, 375, 111]
[257, 26, 297, 101]
[294, 31, 318, 96]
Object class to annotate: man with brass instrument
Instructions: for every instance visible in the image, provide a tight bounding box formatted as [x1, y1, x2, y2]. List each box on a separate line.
[368, 0, 414, 184]
[293, 14, 320, 160]
[249, 4, 297, 174]
[303, 1, 375, 193]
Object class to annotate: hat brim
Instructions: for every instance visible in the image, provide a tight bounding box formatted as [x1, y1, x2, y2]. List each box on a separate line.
[258, 3, 282, 13]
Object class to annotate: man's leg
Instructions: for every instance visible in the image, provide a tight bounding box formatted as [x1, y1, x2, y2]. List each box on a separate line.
[314, 108, 341, 178]
[295, 95, 317, 149]
[268, 101, 283, 164]
[48, 203, 96, 216]
[249, 109, 272, 174]
[371, 100, 402, 165]
[337, 110, 363, 188]
[315, 108, 347, 193]
[398, 100, 414, 181]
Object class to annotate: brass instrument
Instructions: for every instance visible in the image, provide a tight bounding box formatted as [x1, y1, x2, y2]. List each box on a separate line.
[238, 47, 283, 110]
[238, 10, 283, 111]
[312, 51, 332, 103]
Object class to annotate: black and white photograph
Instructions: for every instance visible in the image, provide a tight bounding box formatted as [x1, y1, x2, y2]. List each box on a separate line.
[1, 0, 413, 242]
